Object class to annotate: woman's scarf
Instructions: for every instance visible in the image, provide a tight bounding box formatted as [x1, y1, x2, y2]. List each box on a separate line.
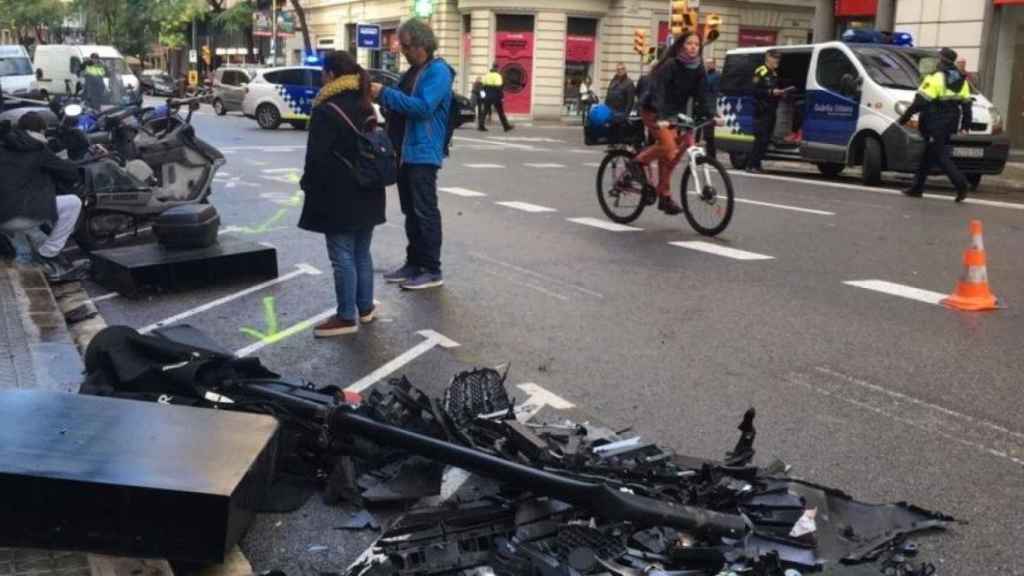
[312, 74, 361, 107]
[677, 52, 701, 70]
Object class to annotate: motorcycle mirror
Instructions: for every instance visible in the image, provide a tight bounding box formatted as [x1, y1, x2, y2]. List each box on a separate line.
[64, 104, 83, 118]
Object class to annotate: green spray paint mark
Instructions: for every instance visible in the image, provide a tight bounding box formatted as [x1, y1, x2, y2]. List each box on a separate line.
[232, 208, 290, 235]
[240, 296, 280, 341]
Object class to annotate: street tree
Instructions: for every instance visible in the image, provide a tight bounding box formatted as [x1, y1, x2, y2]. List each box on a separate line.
[0, 0, 68, 47]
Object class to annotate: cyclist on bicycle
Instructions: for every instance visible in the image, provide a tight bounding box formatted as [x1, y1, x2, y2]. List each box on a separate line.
[634, 31, 709, 215]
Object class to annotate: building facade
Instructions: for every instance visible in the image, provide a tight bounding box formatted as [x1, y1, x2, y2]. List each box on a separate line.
[297, 0, 817, 119]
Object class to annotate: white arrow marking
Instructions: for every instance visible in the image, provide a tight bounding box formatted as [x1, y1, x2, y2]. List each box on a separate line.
[139, 263, 322, 334]
[345, 329, 460, 393]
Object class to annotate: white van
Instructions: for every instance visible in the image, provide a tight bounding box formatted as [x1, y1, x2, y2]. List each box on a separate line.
[0, 45, 37, 95]
[716, 40, 1009, 188]
[33, 45, 140, 96]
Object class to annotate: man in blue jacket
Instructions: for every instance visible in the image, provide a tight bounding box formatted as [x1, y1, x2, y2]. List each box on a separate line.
[371, 18, 453, 290]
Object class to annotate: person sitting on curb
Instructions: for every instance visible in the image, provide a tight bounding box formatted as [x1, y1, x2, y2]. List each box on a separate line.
[0, 113, 88, 283]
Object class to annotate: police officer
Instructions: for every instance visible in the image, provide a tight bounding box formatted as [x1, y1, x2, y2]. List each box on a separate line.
[747, 49, 785, 174]
[898, 47, 971, 202]
[81, 53, 108, 110]
[479, 63, 513, 132]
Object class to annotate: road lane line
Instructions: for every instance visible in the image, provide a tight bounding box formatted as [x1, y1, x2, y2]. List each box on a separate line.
[524, 163, 566, 168]
[669, 241, 775, 261]
[464, 163, 505, 169]
[345, 330, 460, 393]
[496, 201, 557, 213]
[469, 252, 604, 298]
[90, 292, 119, 303]
[139, 263, 323, 334]
[567, 217, 643, 232]
[843, 280, 946, 305]
[733, 197, 835, 216]
[453, 135, 539, 150]
[235, 307, 334, 357]
[583, 162, 602, 167]
[477, 267, 570, 301]
[731, 171, 1024, 211]
[261, 168, 301, 173]
[440, 186, 488, 197]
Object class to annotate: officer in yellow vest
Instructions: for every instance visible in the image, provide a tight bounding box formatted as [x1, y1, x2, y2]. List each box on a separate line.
[479, 63, 512, 132]
[81, 53, 108, 110]
[898, 47, 972, 202]
[746, 49, 785, 173]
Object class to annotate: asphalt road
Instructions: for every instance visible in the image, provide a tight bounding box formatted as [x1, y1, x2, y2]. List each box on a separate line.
[81, 105, 1024, 575]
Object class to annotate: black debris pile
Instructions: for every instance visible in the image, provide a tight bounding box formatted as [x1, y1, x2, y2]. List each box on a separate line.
[82, 326, 957, 575]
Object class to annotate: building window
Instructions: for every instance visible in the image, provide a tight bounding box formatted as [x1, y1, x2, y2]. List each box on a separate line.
[564, 17, 598, 113]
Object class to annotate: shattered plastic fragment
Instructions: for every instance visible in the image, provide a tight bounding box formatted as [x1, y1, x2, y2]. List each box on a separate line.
[789, 508, 818, 538]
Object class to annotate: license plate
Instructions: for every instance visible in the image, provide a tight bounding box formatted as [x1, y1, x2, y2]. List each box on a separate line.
[953, 147, 984, 159]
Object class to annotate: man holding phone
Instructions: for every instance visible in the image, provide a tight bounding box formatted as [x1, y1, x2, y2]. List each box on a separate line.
[747, 49, 786, 174]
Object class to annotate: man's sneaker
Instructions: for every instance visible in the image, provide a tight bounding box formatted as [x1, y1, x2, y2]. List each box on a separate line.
[314, 316, 358, 338]
[901, 187, 923, 198]
[400, 271, 444, 291]
[383, 264, 419, 284]
[359, 302, 378, 324]
[657, 196, 684, 215]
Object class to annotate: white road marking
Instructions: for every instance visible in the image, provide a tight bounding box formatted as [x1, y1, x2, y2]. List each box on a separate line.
[440, 186, 488, 197]
[220, 145, 304, 152]
[843, 280, 946, 305]
[345, 330, 460, 393]
[261, 168, 301, 173]
[569, 148, 600, 154]
[583, 162, 602, 168]
[139, 263, 322, 334]
[788, 367, 1024, 467]
[524, 163, 566, 169]
[90, 292, 120, 303]
[514, 383, 576, 420]
[469, 252, 604, 298]
[733, 197, 835, 216]
[464, 163, 505, 169]
[246, 160, 269, 166]
[234, 307, 335, 358]
[732, 171, 1024, 211]
[486, 136, 565, 143]
[496, 201, 557, 213]
[567, 217, 643, 232]
[669, 241, 775, 261]
[477, 267, 569, 301]
[453, 136, 538, 150]
[219, 225, 245, 234]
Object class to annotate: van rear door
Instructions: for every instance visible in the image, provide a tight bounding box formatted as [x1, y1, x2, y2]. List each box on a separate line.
[803, 46, 862, 163]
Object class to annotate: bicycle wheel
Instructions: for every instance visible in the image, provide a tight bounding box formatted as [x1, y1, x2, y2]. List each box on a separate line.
[596, 149, 648, 224]
[679, 153, 735, 237]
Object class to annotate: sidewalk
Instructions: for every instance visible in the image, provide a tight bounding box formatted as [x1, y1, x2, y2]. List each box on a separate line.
[0, 261, 83, 393]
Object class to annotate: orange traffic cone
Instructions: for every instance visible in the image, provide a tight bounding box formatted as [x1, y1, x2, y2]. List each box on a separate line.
[942, 220, 999, 311]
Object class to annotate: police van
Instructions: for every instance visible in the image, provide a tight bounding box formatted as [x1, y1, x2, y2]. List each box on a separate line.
[716, 36, 1009, 189]
[0, 45, 37, 96]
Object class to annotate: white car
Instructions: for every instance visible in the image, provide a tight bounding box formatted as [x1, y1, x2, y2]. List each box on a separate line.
[241, 65, 384, 130]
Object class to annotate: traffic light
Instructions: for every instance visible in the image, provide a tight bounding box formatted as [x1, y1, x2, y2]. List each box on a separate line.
[704, 13, 721, 44]
[201, 45, 211, 66]
[633, 29, 647, 55]
[645, 45, 656, 65]
[413, 0, 433, 18]
[670, 0, 688, 37]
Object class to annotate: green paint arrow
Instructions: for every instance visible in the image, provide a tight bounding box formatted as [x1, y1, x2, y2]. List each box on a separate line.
[240, 296, 280, 342]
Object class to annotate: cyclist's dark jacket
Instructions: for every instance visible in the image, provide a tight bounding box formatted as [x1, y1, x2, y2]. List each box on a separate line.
[641, 58, 708, 122]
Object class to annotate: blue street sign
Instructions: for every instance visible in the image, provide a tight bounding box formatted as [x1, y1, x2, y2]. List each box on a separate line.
[357, 24, 381, 50]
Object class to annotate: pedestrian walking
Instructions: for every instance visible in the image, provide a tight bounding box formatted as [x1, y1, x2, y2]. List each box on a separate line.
[703, 57, 721, 159]
[605, 64, 635, 115]
[898, 47, 971, 202]
[300, 51, 386, 337]
[371, 18, 454, 290]
[471, 76, 485, 123]
[579, 76, 596, 118]
[747, 49, 784, 173]
[479, 64, 513, 132]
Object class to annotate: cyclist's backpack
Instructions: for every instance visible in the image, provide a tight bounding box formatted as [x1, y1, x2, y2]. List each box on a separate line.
[326, 102, 398, 189]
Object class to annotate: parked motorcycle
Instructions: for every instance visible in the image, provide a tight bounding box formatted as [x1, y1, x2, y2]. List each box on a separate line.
[55, 94, 225, 250]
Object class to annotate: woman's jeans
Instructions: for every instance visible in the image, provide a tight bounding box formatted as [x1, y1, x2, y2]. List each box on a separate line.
[325, 228, 374, 321]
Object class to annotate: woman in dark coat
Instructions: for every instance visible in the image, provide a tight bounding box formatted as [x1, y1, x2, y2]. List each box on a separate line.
[300, 51, 386, 337]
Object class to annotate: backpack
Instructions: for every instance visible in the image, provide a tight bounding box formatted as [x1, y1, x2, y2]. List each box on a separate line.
[443, 90, 458, 157]
[326, 102, 398, 189]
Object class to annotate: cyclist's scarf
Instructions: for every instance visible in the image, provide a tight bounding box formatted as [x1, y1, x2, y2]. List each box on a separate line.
[313, 74, 360, 107]
[677, 53, 701, 70]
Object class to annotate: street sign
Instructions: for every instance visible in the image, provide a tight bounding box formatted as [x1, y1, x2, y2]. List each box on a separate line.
[357, 24, 381, 49]
[189, 49, 197, 64]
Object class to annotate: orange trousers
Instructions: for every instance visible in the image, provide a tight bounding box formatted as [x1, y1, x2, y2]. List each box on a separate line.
[634, 109, 688, 197]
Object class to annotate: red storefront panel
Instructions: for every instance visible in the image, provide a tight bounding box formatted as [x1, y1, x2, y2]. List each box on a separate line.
[565, 35, 596, 63]
[738, 28, 778, 47]
[835, 0, 878, 16]
[495, 31, 533, 114]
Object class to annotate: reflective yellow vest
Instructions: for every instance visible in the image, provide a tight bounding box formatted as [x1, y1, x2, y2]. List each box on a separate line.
[83, 64, 106, 78]
[918, 70, 970, 102]
[482, 71, 503, 88]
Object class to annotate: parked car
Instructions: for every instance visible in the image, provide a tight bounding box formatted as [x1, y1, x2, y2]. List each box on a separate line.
[211, 66, 262, 115]
[368, 67, 475, 128]
[241, 66, 320, 130]
[138, 69, 177, 96]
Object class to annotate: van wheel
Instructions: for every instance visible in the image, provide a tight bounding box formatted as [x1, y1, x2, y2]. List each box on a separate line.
[213, 98, 227, 116]
[966, 174, 982, 191]
[816, 162, 845, 178]
[729, 152, 748, 170]
[256, 104, 281, 130]
[861, 137, 883, 186]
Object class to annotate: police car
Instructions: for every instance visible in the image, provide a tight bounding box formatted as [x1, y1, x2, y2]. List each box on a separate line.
[241, 65, 322, 130]
[716, 31, 1009, 188]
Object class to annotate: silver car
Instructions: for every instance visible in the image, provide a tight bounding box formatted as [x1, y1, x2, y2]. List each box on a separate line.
[211, 66, 261, 116]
